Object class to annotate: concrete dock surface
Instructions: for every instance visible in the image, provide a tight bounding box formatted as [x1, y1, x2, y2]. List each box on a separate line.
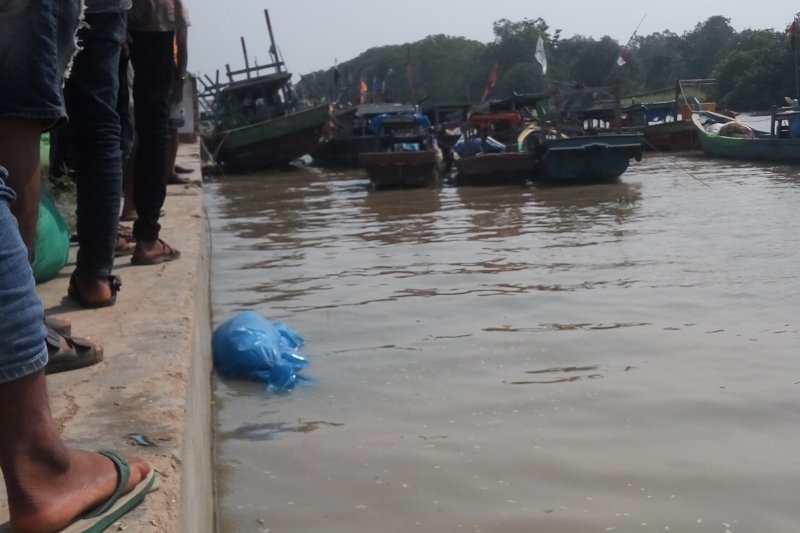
[0, 143, 214, 532]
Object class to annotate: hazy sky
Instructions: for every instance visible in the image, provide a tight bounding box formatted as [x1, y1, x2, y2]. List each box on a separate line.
[186, 1, 799, 82]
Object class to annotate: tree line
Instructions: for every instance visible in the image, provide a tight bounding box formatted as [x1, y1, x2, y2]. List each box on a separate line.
[296, 15, 800, 112]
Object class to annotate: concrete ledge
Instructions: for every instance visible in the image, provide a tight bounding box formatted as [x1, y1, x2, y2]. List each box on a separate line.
[0, 143, 214, 532]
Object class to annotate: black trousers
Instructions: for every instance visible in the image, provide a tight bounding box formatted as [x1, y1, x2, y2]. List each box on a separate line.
[129, 30, 174, 242]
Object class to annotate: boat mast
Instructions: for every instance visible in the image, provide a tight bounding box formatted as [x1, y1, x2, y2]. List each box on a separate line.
[264, 9, 282, 73]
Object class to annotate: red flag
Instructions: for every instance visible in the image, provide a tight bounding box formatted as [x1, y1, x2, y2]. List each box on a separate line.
[616, 47, 631, 66]
[788, 20, 798, 50]
[405, 45, 414, 91]
[481, 60, 499, 102]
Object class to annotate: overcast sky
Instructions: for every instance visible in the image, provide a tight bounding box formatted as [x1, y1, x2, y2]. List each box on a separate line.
[186, 1, 799, 81]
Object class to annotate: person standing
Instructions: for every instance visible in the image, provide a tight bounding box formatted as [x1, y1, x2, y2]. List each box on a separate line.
[0, 2, 155, 530]
[126, 0, 189, 265]
[63, 0, 130, 306]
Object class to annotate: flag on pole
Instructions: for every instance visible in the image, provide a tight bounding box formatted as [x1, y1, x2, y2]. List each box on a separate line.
[788, 20, 799, 50]
[405, 45, 414, 91]
[481, 60, 499, 102]
[358, 77, 368, 104]
[535, 35, 547, 74]
[617, 14, 646, 67]
[616, 47, 631, 66]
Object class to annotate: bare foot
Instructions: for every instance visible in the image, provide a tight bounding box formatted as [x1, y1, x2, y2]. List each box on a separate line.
[8, 448, 152, 533]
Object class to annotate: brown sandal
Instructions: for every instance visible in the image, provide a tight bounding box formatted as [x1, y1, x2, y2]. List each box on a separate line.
[131, 239, 180, 265]
[67, 271, 122, 308]
[45, 329, 103, 374]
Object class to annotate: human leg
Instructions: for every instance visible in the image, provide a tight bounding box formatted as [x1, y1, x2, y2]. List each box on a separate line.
[0, 173, 152, 532]
[0, 0, 81, 259]
[129, 30, 174, 244]
[64, 11, 127, 305]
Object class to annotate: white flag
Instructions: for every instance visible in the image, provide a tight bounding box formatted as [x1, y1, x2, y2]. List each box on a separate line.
[535, 35, 547, 74]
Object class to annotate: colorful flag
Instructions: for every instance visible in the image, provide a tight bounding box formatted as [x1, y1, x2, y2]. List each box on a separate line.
[481, 60, 499, 102]
[405, 46, 414, 91]
[535, 35, 547, 74]
[788, 20, 799, 50]
[359, 77, 368, 104]
[616, 47, 631, 66]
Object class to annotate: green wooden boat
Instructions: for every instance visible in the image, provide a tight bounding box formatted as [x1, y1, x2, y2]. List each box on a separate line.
[691, 109, 800, 163]
[199, 9, 330, 173]
[533, 133, 643, 183]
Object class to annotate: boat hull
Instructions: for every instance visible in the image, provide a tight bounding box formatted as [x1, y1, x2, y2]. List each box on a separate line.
[642, 121, 699, 152]
[455, 152, 534, 186]
[203, 104, 330, 173]
[359, 150, 440, 189]
[536, 134, 643, 183]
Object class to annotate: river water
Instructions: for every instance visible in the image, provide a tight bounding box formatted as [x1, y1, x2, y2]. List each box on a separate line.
[207, 153, 800, 533]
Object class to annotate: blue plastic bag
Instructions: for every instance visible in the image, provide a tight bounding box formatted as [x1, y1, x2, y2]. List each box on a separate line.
[212, 311, 309, 391]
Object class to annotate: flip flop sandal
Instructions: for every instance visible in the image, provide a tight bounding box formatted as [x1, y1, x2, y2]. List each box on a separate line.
[45, 329, 103, 374]
[68, 272, 122, 308]
[131, 238, 181, 265]
[60, 450, 158, 533]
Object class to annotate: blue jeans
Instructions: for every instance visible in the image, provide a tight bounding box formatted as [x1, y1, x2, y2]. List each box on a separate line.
[0, 0, 82, 129]
[0, 170, 47, 383]
[64, 12, 126, 277]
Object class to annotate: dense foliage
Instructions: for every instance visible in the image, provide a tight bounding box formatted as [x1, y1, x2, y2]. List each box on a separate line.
[296, 14, 800, 112]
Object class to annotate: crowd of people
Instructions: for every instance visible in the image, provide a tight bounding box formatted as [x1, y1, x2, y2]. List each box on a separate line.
[0, 0, 190, 530]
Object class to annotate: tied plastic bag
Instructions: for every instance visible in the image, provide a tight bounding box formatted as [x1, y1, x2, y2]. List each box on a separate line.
[212, 311, 309, 391]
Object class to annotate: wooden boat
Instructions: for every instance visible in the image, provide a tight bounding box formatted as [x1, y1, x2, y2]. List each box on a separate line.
[199, 10, 330, 173]
[358, 113, 443, 189]
[691, 108, 800, 162]
[313, 102, 417, 167]
[453, 94, 546, 186]
[532, 133, 643, 183]
[578, 79, 717, 152]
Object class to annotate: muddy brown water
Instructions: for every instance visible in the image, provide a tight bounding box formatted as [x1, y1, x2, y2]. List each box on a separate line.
[207, 153, 800, 532]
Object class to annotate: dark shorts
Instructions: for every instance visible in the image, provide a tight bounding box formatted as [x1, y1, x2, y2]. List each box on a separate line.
[0, 0, 82, 129]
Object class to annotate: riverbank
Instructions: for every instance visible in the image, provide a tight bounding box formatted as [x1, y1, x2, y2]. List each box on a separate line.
[0, 142, 214, 532]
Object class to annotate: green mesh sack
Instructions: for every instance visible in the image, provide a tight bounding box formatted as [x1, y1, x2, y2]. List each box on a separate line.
[32, 189, 69, 283]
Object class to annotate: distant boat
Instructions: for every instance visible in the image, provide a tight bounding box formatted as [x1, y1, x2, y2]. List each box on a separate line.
[199, 9, 330, 173]
[532, 133, 643, 183]
[358, 112, 443, 189]
[691, 108, 800, 163]
[313, 102, 418, 167]
[577, 79, 717, 152]
[453, 94, 545, 186]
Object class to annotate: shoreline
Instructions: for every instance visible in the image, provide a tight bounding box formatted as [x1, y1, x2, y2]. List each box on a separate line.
[0, 142, 214, 532]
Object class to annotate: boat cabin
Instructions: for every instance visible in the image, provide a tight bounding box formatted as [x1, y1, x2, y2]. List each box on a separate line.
[771, 108, 800, 138]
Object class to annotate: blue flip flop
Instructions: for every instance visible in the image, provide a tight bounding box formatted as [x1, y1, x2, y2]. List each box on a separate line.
[61, 450, 157, 533]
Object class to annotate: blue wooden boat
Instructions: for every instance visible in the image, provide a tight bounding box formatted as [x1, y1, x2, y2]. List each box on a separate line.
[532, 133, 643, 183]
[691, 109, 800, 163]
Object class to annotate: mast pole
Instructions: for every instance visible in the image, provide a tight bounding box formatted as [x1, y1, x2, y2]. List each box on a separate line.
[264, 9, 282, 72]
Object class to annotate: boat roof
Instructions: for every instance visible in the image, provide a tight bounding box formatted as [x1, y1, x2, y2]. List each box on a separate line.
[487, 93, 548, 112]
[220, 71, 292, 96]
[354, 103, 417, 117]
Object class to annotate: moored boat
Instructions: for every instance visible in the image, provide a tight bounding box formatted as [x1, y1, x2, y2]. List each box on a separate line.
[313, 102, 417, 167]
[691, 108, 800, 163]
[200, 10, 330, 173]
[532, 133, 643, 183]
[358, 112, 443, 189]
